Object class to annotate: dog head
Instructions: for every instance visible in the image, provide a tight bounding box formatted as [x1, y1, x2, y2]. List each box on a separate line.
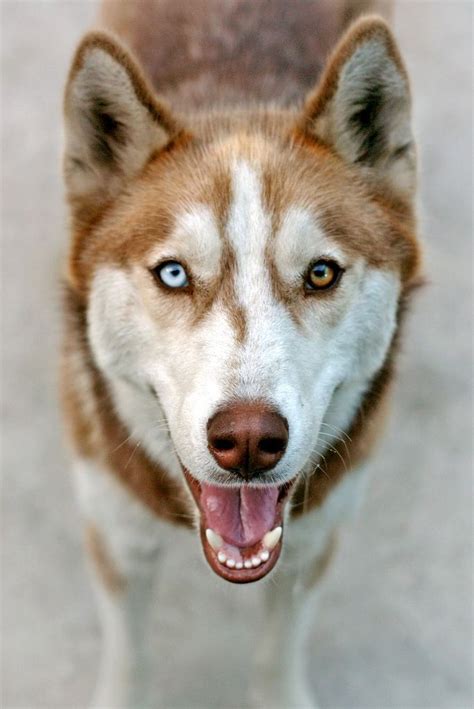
[63, 18, 420, 582]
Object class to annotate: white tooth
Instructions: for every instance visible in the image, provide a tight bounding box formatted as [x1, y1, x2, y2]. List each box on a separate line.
[226, 558, 236, 568]
[217, 551, 227, 564]
[252, 556, 261, 567]
[236, 562, 243, 569]
[262, 526, 282, 551]
[206, 528, 224, 551]
[244, 560, 253, 569]
[260, 550, 270, 562]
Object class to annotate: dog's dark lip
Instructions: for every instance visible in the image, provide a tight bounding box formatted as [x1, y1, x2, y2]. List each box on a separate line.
[183, 469, 297, 584]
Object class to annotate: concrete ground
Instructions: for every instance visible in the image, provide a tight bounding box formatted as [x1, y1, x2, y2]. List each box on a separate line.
[1, 1, 472, 708]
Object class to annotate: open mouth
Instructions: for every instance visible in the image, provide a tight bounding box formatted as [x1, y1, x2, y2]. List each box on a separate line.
[184, 470, 295, 583]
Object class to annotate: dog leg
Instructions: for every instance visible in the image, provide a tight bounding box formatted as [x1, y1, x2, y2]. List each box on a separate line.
[252, 534, 336, 709]
[74, 460, 167, 709]
[88, 537, 157, 709]
[252, 466, 368, 708]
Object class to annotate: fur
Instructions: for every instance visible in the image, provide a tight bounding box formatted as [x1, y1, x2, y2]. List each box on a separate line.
[60, 1, 422, 706]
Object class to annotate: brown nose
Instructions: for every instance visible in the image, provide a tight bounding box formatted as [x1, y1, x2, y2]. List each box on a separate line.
[207, 403, 288, 480]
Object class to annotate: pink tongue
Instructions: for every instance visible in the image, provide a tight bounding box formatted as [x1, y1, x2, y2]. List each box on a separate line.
[201, 483, 279, 547]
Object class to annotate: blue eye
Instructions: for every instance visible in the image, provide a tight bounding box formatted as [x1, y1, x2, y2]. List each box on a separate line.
[154, 261, 189, 289]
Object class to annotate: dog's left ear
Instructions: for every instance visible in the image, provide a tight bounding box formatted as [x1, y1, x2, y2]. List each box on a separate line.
[300, 17, 415, 201]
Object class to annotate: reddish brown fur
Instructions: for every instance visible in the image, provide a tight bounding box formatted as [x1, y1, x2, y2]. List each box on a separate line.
[99, 0, 392, 107]
[61, 289, 193, 526]
[62, 0, 422, 525]
[301, 15, 408, 134]
[66, 31, 179, 135]
[292, 323, 395, 514]
[85, 523, 127, 593]
[68, 130, 419, 299]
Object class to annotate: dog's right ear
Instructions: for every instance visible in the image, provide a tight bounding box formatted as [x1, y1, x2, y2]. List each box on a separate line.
[63, 32, 183, 224]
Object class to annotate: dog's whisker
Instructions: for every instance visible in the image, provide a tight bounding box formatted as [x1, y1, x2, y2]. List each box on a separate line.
[316, 431, 352, 466]
[324, 443, 350, 476]
[123, 440, 142, 471]
[320, 421, 352, 443]
[110, 431, 136, 454]
[151, 420, 171, 432]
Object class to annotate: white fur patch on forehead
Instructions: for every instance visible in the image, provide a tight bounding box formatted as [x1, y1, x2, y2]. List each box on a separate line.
[227, 160, 272, 292]
[146, 205, 222, 279]
[228, 160, 270, 251]
[274, 207, 348, 283]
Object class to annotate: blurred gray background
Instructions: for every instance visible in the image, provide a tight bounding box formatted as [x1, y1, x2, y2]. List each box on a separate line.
[1, 1, 472, 708]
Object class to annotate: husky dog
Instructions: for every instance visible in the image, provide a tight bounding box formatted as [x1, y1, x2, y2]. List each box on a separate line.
[61, 1, 421, 706]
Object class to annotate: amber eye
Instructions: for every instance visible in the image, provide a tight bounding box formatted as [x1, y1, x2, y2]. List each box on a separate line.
[305, 260, 343, 291]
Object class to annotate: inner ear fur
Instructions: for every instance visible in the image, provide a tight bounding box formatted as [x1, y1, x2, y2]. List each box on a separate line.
[63, 31, 183, 224]
[300, 16, 416, 200]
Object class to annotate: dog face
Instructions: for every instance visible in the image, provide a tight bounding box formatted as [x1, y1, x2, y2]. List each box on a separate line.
[64, 20, 419, 582]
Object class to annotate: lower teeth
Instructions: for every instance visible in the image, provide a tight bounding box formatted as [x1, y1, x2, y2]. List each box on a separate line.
[208, 526, 281, 570]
